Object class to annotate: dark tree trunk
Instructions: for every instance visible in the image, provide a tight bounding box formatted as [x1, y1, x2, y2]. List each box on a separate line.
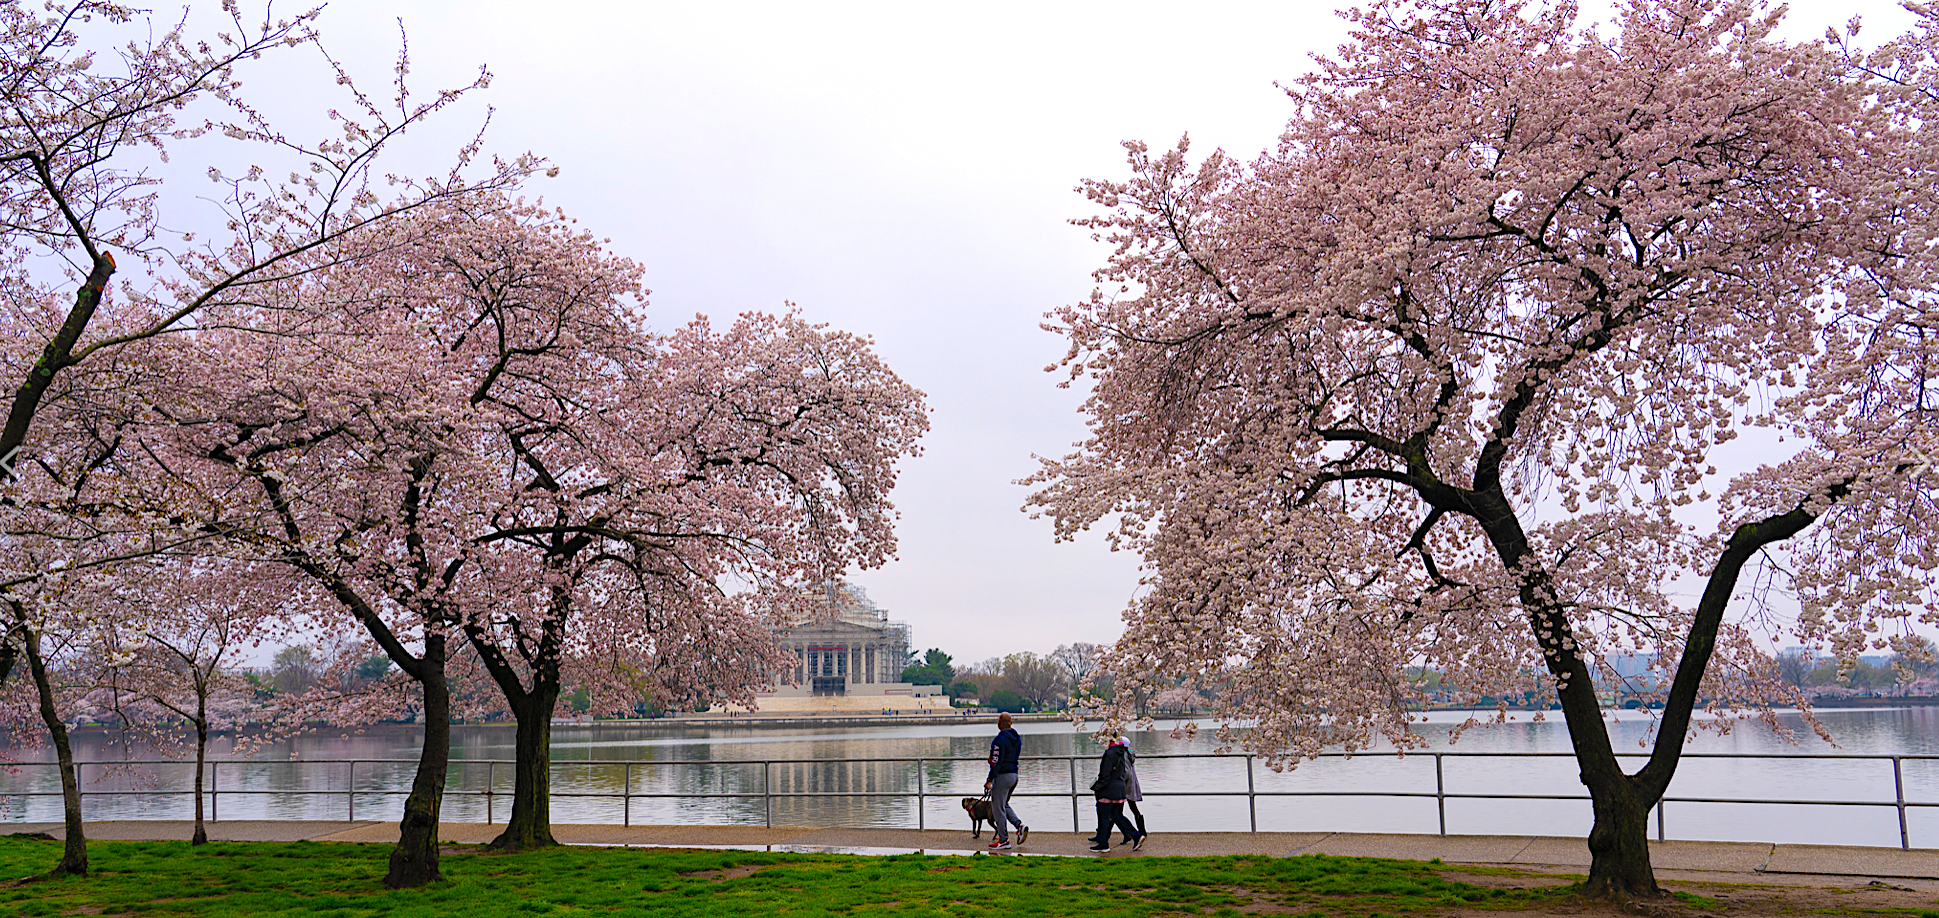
[1461, 485, 1831, 903]
[0, 249, 114, 481]
[464, 578, 570, 852]
[1581, 776, 1659, 899]
[0, 627, 18, 688]
[1543, 601, 1664, 900]
[490, 685, 560, 850]
[1465, 487, 1667, 902]
[385, 634, 449, 889]
[23, 627, 86, 877]
[192, 694, 209, 846]
[261, 453, 460, 888]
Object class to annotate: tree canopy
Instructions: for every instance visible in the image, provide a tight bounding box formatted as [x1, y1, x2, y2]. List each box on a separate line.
[1034, 0, 1939, 899]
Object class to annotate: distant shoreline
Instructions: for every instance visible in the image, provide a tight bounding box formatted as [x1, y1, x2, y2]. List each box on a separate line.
[1793, 695, 1939, 709]
[575, 697, 1939, 730]
[44, 697, 1939, 737]
[570, 711, 1074, 729]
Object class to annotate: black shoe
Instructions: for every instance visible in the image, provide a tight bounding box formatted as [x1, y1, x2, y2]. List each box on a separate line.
[1088, 842, 1110, 852]
[1132, 834, 1146, 851]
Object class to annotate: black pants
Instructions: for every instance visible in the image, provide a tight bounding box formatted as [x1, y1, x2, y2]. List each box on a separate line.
[1093, 800, 1139, 843]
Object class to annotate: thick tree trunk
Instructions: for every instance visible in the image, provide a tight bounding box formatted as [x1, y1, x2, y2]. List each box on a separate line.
[192, 702, 209, 846]
[1543, 601, 1664, 901]
[1551, 654, 1663, 898]
[1463, 489, 1825, 903]
[1582, 777, 1659, 899]
[1467, 486, 1666, 902]
[385, 635, 449, 889]
[23, 627, 86, 876]
[490, 685, 560, 850]
[463, 580, 568, 852]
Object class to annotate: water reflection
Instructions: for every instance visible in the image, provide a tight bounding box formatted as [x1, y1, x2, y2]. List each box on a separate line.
[3, 707, 1937, 846]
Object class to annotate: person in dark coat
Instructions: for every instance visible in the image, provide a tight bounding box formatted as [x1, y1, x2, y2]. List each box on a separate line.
[1087, 735, 1145, 851]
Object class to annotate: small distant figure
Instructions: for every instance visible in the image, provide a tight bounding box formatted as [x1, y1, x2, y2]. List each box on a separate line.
[1087, 733, 1145, 852]
[982, 712, 1028, 849]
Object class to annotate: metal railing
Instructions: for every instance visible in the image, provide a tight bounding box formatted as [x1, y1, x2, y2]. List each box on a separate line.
[4, 750, 1937, 849]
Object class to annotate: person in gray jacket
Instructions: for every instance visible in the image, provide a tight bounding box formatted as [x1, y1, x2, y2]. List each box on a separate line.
[1124, 743, 1147, 839]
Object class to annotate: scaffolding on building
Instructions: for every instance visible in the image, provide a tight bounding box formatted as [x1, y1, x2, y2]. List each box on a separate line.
[766, 582, 915, 695]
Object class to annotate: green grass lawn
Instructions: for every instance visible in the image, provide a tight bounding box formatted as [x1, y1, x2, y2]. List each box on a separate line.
[0, 835, 1569, 917]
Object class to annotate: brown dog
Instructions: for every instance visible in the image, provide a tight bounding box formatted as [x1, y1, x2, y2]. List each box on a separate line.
[961, 796, 994, 838]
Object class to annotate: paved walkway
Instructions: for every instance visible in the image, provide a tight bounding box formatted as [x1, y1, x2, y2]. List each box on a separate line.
[11, 821, 1939, 889]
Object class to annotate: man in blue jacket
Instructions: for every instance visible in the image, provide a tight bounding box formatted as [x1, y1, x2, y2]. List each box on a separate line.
[982, 712, 1028, 849]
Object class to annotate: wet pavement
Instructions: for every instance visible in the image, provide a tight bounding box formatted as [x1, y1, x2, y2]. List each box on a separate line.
[10, 821, 1939, 888]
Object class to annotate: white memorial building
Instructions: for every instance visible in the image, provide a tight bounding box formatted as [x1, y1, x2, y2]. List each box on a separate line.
[714, 582, 948, 714]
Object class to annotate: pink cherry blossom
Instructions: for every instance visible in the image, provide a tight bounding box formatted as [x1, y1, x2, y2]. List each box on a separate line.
[1034, 0, 1939, 900]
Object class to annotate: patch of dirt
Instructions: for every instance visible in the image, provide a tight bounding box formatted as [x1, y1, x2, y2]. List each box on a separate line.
[1184, 870, 1939, 918]
[1420, 874, 1939, 918]
[677, 865, 773, 882]
[1652, 879, 1939, 917]
[925, 865, 973, 874]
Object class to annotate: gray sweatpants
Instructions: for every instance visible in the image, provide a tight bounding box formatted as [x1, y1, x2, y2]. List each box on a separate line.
[989, 772, 1024, 840]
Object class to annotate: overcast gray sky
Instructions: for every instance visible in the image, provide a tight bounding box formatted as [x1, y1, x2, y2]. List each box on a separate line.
[270, 0, 1918, 664]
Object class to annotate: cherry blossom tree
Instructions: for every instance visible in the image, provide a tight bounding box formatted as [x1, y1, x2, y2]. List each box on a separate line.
[101, 196, 923, 873]
[450, 306, 926, 851]
[0, 1, 533, 485]
[51, 207, 501, 886]
[0, 315, 247, 877]
[0, 565, 96, 876]
[1032, 0, 1934, 900]
[86, 557, 287, 846]
[0, 0, 535, 881]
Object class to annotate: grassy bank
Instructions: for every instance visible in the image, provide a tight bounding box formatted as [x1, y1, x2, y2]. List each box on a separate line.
[0, 835, 1566, 917]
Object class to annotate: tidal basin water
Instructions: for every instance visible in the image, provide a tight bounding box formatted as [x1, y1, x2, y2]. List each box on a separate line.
[6, 707, 1939, 847]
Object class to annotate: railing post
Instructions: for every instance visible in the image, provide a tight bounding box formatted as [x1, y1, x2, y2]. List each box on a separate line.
[766, 761, 774, 829]
[1247, 755, 1257, 833]
[1656, 801, 1664, 842]
[915, 758, 923, 831]
[347, 761, 356, 822]
[624, 762, 632, 828]
[1435, 754, 1446, 837]
[1895, 756, 1909, 850]
[1070, 756, 1079, 833]
[486, 761, 494, 825]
